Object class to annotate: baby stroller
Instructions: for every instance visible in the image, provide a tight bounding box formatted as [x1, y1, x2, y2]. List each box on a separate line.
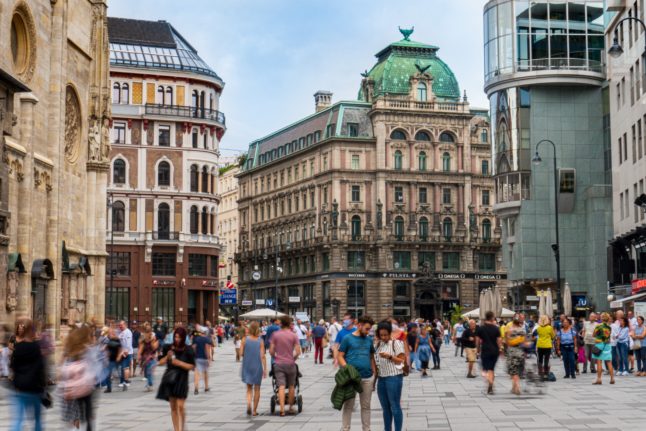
[269, 363, 303, 414]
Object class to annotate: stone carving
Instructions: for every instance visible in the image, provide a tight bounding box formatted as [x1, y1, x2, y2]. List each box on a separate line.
[332, 199, 339, 227]
[64, 86, 81, 163]
[88, 120, 101, 161]
[101, 118, 111, 160]
[6, 272, 18, 312]
[376, 199, 383, 229]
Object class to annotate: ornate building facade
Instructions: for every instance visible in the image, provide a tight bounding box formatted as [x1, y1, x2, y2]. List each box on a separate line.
[0, 0, 111, 331]
[105, 18, 224, 325]
[217, 164, 240, 290]
[236, 30, 505, 321]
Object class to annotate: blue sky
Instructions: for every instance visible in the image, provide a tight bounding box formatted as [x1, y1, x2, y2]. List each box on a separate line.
[108, 0, 488, 155]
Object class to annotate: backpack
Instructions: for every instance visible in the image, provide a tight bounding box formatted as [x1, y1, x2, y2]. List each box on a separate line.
[61, 358, 95, 400]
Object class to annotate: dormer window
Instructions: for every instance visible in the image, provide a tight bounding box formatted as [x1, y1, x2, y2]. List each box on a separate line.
[417, 82, 427, 101]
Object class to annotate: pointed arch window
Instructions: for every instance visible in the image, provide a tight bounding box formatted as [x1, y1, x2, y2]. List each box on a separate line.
[419, 217, 429, 241]
[417, 82, 427, 101]
[351, 216, 361, 240]
[158, 161, 170, 186]
[112, 201, 125, 232]
[394, 216, 405, 240]
[482, 219, 492, 243]
[190, 165, 199, 192]
[121, 83, 129, 104]
[442, 152, 451, 172]
[113, 159, 126, 184]
[190, 205, 198, 234]
[394, 150, 403, 170]
[418, 151, 427, 171]
[443, 218, 453, 241]
[157, 203, 170, 238]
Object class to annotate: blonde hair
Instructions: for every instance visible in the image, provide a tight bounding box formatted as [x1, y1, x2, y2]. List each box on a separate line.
[600, 312, 611, 323]
[64, 325, 91, 360]
[248, 321, 260, 337]
[538, 315, 550, 326]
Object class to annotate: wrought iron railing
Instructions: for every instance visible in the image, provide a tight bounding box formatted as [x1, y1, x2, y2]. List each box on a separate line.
[145, 104, 226, 125]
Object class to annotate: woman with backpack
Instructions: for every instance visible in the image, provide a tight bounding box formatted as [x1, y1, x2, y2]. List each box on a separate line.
[555, 317, 579, 379]
[374, 321, 406, 431]
[9, 317, 46, 431]
[156, 327, 195, 431]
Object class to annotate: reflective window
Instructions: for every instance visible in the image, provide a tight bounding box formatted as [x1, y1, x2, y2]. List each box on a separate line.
[418, 151, 427, 171]
[391, 129, 407, 140]
[415, 131, 431, 141]
[394, 150, 403, 170]
[419, 217, 429, 241]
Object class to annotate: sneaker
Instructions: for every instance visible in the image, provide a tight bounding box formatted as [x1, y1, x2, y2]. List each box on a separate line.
[624, 371, 630, 376]
[142, 378, 148, 382]
[467, 374, 476, 379]
[104, 388, 112, 393]
[118, 383, 124, 388]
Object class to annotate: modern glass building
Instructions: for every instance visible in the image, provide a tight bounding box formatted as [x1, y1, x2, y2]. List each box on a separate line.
[483, 0, 613, 314]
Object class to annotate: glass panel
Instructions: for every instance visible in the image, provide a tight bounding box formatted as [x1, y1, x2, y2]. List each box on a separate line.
[497, 2, 513, 36]
[569, 34, 586, 60]
[486, 5, 497, 42]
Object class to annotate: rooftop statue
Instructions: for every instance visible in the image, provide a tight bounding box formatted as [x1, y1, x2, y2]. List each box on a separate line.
[399, 26, 414, 41]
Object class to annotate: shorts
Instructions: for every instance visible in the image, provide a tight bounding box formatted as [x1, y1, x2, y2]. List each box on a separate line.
[235, 340, 241, 349]
[132, 348, 139, 359]
[481, 354, 498, 371]
[120, 354, 132, 368]
[196, 358, 209, 373]
[299, 339, 307, 349]
[273, 363, 297, 387]
[465, 347, 477, 363]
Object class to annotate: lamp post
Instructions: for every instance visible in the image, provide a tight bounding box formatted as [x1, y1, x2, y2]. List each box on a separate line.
[106, 192, 115, 321]
[354, 254, 363, 317]
[608, 17, 646, 59]
[532, 139, 562, 313]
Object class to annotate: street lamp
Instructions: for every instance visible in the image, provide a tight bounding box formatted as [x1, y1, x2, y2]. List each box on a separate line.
[106, 193, 115, 320]
[608, 17, 646, 59]
[353, 254, 362, 317]
[532, 139, 562, 313]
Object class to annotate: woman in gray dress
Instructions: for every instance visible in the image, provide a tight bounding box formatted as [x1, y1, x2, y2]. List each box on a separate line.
[505, 319, 527, 396]
[240, 321, 267, 416]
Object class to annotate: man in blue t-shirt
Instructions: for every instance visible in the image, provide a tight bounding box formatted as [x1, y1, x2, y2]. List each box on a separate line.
[338, 315, 376, 431]
[192, 326, 213, 394]
[264, 318, 280, 350]
[334, 313, 355, 365]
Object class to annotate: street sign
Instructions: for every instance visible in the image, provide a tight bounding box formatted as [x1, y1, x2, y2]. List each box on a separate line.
[265, 298, 274, 308]
[241, 300, 253, 306]
[252, 271, 261, 281]
[219, 289, 237, 305]
[256, 299, 265, 305]
[289, 296, 300, 303]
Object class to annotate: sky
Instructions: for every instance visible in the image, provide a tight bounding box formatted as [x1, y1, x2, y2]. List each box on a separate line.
[108, 0, 488, 156]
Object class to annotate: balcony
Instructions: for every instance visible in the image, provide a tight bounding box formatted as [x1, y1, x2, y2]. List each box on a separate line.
[373, 97, 470, 113]
[144, 104, 225, 126]
[152, 231, 179, 240]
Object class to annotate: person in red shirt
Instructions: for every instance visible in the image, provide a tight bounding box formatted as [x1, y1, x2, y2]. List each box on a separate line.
[269, 316, 301, 416]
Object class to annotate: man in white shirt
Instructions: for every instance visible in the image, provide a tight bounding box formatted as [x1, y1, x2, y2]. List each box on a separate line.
[294, 319, 308, 358]
[118, 320, 134, 389]
[582, 312, 598, 373]
[453, 319, 466, 357]
[328, 317, 342, 358]
[611, 310, 624, 371]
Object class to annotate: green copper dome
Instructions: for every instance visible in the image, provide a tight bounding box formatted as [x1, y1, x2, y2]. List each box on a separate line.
[359, 28, 461, 101]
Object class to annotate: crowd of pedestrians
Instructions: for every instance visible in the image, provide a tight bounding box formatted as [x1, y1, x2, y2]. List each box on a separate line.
[2, 308, 646, 430]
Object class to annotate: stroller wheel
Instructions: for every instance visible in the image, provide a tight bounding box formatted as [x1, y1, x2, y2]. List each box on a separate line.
[297, 394, 303, 413]
[270, 395, 276, 414]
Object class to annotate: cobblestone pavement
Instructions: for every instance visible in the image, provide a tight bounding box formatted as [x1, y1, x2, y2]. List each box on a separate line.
[2, 340, 646, 430]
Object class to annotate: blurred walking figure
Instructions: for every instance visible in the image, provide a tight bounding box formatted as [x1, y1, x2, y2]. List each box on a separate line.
[192, 325, 213, 394]
[139, 325, 159, 391]
[59, 324, 97, 431]
[10, 317, 46, 431]
[102, 327, 122, 393]
[240, 321, 267, 416]
[118, 320, 133, 390]
[312, 320, 327, 364]
[592, 312, 615, 385]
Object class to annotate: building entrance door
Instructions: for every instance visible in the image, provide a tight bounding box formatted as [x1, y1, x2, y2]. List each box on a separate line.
[414, 278, 442, 321]
[32, 279, 47, 324]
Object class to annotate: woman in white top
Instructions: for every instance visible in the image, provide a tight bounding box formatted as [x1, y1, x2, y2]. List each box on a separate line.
[374, 321, 406, 431]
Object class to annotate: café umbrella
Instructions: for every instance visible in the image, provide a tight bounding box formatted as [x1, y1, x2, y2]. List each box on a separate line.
[563, 282, 572, 317]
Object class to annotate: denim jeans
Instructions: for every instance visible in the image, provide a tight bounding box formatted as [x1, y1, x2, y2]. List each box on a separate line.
[636, 346, 646, 372]
[444, 334, 450, 345]
[144, 359, 157, 387]
[11, 391, 42, 431]
[561, 345, 576, 377]
[432, 344, 441, 368]
[377, 375, 403, 431]
[611, 345, 618, 370]
[409, 351, 420, 370]
[103, 361, 118, 390]
[616, 342, 629, 372]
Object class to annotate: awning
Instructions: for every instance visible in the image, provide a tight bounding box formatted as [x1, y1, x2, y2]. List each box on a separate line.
[610, 292, 646, 308]
[8, 253, 26, 273]
[31, 259, 54, 279]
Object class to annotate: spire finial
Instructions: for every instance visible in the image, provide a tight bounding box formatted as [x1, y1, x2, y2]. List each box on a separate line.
[398, 26, 414, 41]
[463, 90, 468, 102]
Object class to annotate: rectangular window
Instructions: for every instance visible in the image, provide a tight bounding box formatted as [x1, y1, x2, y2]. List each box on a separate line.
[348, 123, 359, 137]
[188, 254, 207, 276]
[418, 187, 428, 204]
[559, 170, 575, 193]
[158, 125, 171, 146]
[640, 119, 644, 160]
[351, 185, 360, 202]
[620, 192, 625, 219]
[624, 132, 628, 163]
[294, 166, 299, 180]
[210, 256, 218, 277]
[105, 287, 130, 321]
[617, 82, 622, 109]
[394, 186, 404, 202]
[392, 251, 411, 270]
[481, 160, 489, 175]
[326, 124, 336, 138]
[418, 252, 435, 270]
[619, 136, 624, 163]
[310, 160, 314, 176]
[482, 190, 490, 206]
[152, 288, 175, 327]
[152, 252, 176, 276]
[351, 154, 360, 170]
[107, 252, 131, 276]
[323, 156, 328, 171]
[443, 188, 451, 204]
[394, 281, 410, 298]
[322, 253, 330, 271]
[479, 253, 496, 272]
[442, 252, 460, 271]
[631, 66, 635, 105]
[636, 183, 640, 223]
[347, 251, 365, 270]
[323, 186, 328, 204]
[113, 122, 126, 144]
[626, 188, 630, 218]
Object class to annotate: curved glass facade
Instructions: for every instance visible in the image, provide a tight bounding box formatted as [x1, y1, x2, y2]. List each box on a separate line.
[484, 0, 604, 82]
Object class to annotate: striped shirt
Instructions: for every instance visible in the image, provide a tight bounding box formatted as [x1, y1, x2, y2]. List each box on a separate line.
[375, 340, 405, 377]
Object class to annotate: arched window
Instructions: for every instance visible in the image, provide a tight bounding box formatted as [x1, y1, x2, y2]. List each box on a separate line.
[440, 132, 455, 143]
[482, 219, 492, 242]
[394, 216, 405, 240]
[419, 217, 429, 241]
[418, 151, 427, 171]
[417, 82, 427, 101]
[201, 207, 208, 234]
[415, 131, 431, 141]
[351, 216, 361, 240]
[192, 129, 198, 148]
[189, 205, 198, 234]
[157, 85, 165, 104]
[158, 203, 170, 238]
[190, 165, 199, 192]
[390, 129, 407, 140]
[165, 86, 173, 105]
[113, 159, 126, 184]
[112, 201, 125, 232]
[192, 90, 199, 116]
[199, 91, 205, 118]
[121, 83, 129, 104]
[442, 152, 451, 172]
[112, 82, 120, 104]
[394, 150, 403, 170]
[201, 167, 209, 193]
[158, 161, 170, 186]
[443, 218, 453, 241]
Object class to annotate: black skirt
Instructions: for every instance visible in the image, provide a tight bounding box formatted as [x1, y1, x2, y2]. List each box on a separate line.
[156, 347, 194, 401]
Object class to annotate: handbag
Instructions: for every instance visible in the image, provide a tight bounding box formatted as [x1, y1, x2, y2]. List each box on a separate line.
[41, 391, 53, 409]
[592, 343, 605, 356]
[633, 338, 642, 350]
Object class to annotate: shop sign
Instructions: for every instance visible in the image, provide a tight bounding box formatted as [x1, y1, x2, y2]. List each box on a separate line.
[202, 280, 218, 287]
[632, 279, 646, 295]
[635, 302, 646, 319]
[289, 296, 300, 303]
[256, 299, 265, 305]
[381, 272, 418, 279]
[153, 280, 175, 286]
[241, 300, 253, 306]
[219, 289, 237, 305]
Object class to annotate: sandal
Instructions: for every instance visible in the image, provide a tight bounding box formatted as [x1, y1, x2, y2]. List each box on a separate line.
[592, 380, 602, 385]
[246, 406, 251, 416]
[610, 379, 615, 384]
[279, 411, 285, 417]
